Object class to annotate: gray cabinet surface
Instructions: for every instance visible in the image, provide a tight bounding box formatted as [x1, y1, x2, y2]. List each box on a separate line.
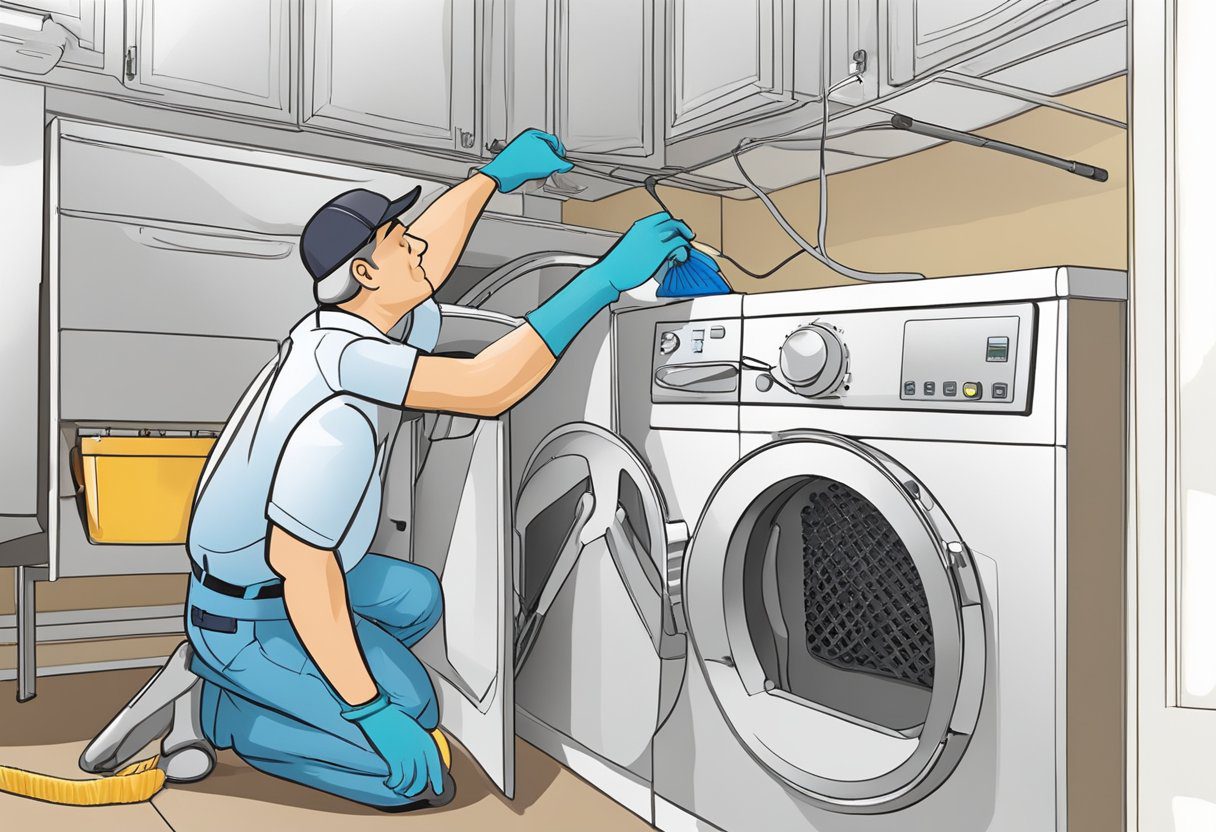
[481, 0, 552, 159]
[303, 0, 478, 151]
[2, 0, 117, 71]
[884, 0, 1088, 87]
[0, 80, 44, 549]
[666, 0, 796, 140]
[123, 0, 294, 121]
[556, 0, 659, 164]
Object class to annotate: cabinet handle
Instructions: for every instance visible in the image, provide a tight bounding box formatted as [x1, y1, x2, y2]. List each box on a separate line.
[459, 130, 475, 149]
[124, 46, 136, 81]
[134, 227, 294, 260]
[486, 138, 507, 154]
[850, 49, 868, 75]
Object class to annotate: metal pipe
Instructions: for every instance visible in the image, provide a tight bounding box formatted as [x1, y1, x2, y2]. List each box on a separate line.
[889, 114, 1109, 182]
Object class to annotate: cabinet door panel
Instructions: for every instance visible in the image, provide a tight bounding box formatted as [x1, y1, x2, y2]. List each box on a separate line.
[668, 0, 794, 139]
[557, 0, 655, 160]
[13, 0, 110, 69]
[126, 0, 291, 119]
[482, 0, 553, 156]
[305, 0, 476, 150]
[886, 0, 1081, 86]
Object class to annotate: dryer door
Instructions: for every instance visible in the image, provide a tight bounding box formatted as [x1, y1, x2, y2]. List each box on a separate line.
[683, 431, 986, 813]
[396, 306, 523, 798]
[513, 423, 687, 774]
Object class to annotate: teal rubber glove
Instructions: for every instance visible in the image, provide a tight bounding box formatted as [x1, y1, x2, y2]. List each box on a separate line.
[526, 212, 694, 356]
[340, 691, 444, 800]
[480, 128, 575, 193]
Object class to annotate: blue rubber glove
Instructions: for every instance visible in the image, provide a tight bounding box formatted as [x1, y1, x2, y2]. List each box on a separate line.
[480, 129, 575, 193]
[340, 691, 444, 799]
[526, 212, 694, 356]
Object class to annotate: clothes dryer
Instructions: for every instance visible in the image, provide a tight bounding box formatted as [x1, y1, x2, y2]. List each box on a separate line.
[651, 268, 1127, 832]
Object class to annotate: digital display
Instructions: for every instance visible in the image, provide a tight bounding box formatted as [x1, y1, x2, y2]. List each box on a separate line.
[986, 336, 1009, 363]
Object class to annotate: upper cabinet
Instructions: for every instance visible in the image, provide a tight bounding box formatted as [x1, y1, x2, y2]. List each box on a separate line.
[884, 0, 1089, 87]
[123, 0, 294, 121]
[481, 0, 552, 159]
[4, 0, 117, 71]
[666, 0, 795, 141]
[303, 0, 478, 152]
[556, 0, 658, 163]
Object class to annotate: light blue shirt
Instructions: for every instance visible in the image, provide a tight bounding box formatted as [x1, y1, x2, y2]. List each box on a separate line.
[187, 300, 441, 588]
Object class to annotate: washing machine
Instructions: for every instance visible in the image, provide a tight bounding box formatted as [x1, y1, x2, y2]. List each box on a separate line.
[507, 288, 744, 821]
[647, 268, 1127, 832]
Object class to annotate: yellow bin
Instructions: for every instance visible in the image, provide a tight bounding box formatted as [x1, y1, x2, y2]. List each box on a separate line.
[78, 436, 216, 545]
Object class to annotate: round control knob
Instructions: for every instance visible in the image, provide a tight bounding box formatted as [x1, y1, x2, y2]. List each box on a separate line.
[778, 323, 847, 397]
[659, 331, 680, 355]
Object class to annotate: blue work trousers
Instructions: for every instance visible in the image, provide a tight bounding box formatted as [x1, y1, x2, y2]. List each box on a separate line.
[185, 554, 443, 808]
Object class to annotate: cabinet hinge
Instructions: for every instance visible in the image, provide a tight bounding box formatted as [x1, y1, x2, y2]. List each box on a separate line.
[124, 46, 137, 81]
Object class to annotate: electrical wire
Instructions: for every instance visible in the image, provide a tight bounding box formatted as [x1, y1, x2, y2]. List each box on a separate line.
[638, 71, 923, 282]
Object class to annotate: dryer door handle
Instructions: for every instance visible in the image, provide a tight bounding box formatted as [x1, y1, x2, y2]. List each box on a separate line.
[654, 362, 739, 393]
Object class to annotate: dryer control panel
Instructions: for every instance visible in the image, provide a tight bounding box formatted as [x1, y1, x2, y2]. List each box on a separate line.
[651, 318, 741, 404]
[740, 302, 1036, 413]
[900, 315, 1023, 407]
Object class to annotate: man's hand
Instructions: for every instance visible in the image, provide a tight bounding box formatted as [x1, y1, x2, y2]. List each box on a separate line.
[586, 212, 694, 292]
[480, 129, 574, 193]
[340, 692, 446, 799]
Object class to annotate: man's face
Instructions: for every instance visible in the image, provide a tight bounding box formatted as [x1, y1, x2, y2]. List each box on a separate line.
[355, 216, 432, 312]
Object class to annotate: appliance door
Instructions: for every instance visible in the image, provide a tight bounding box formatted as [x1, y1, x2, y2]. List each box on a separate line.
[512, 423, 687, 776]
[683, 431, 986, 813]
[386, 306, 522, 798]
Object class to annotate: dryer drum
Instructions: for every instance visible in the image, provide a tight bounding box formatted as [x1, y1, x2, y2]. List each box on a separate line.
[800, 479, 935, 690]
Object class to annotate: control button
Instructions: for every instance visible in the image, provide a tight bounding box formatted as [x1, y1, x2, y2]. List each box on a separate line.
[691, 328, 705, 354]
[923, 381, 935, 396]
[659, 331, 680, 355]
[709, 325, 727, 339]
[943, 381, 957, 397]
[755, 374, 774, 392]
[962, 382, 982, 399]
[903, 381, 916, 396]
[992, 383, 1009, 399]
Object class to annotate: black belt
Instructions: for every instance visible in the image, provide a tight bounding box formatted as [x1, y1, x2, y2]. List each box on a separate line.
[190, 562, 284, 600]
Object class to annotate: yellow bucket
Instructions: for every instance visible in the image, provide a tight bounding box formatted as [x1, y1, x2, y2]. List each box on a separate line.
[78, 436, 216, 545]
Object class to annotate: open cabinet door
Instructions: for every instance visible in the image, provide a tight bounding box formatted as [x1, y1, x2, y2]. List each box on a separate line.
[409, 412, 515, 797]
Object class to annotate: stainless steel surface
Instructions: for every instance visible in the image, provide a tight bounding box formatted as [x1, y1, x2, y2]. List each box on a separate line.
[778, 323, 848, 398]
[16, 565, 48, 702]
[650, 318, 742, 405]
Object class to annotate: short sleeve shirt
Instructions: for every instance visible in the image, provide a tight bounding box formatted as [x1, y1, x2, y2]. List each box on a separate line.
[187, 301, 440, 587]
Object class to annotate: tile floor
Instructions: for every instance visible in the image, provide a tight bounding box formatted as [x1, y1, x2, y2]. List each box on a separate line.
[1, 668, 654, 831]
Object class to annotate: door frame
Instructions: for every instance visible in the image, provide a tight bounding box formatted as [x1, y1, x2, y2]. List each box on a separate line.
[1128, 1, 1216, 829]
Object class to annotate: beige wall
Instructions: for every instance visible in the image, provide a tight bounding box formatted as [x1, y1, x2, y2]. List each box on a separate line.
[563, 77, 1127, 292]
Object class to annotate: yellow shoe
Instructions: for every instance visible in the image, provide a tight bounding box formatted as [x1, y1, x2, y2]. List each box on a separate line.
[431, 728, 451, 770]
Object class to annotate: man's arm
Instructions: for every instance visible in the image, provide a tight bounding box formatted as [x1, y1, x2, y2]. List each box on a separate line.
[404, 213, 695, 419]
[267, 525, 378, 706]
[405, 323, 555, 418]
[408, 128, 573, 293]
[406, 172, 497, 293]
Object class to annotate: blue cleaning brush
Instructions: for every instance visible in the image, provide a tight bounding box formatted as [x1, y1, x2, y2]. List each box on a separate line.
[656, 245, 733, 298]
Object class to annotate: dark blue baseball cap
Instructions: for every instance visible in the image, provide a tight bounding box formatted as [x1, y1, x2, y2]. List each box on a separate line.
[300, 186, 424, 282]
